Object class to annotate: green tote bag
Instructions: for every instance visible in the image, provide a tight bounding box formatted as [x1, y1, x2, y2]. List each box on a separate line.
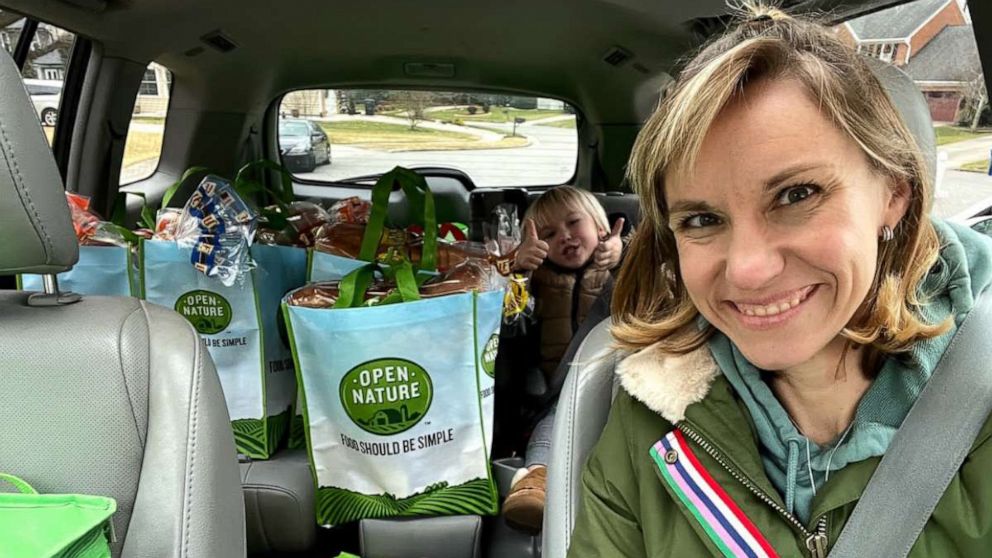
[0, 473, 116, 558]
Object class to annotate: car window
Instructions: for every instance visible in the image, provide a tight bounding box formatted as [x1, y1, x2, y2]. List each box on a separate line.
[840, 0, 985, 222]
[276, 88, 578, 188]
[120, 62, 172, 184]
[0, 10, 24, 54]
[1, 10, 76, 145]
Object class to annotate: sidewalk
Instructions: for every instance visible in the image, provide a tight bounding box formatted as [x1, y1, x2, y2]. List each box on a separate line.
[938, 133, 992, 169]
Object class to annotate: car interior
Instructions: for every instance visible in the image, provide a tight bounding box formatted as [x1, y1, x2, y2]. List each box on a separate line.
[1, 0, 990, 557]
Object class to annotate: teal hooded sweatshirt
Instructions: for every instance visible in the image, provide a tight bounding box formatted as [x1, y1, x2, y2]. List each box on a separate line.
[709, 219, 992, 523]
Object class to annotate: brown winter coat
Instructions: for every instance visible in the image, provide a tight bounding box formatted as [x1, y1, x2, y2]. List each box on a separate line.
[531, 263, 612, 384]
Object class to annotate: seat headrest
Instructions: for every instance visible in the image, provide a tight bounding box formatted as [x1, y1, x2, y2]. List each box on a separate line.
[866, 56, 936, 187]
[0, 49, 78, 275]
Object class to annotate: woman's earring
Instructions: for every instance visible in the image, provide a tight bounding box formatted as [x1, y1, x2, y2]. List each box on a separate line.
[879, 225, 894, 243]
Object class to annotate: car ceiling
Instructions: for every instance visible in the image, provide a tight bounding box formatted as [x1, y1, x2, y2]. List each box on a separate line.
[2, 0, 907, 124]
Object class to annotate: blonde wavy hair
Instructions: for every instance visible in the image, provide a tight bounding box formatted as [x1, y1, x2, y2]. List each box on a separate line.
[523, 186, 610, 236]
[612, 2, 949, 361]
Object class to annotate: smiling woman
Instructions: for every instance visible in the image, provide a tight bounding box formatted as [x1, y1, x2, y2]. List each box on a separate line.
[569, 4, 992, 558]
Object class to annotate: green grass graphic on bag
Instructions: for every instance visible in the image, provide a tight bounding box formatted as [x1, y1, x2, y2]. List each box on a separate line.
[316, 478, 496, 526]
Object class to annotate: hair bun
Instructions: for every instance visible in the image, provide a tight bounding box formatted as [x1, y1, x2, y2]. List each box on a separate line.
[735, 2, 792, 24]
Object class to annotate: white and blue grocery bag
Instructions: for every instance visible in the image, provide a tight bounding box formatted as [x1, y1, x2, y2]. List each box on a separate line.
[141, 239, 304, 458]
[309, 250, 366, 283]
[474, 289, 502, 456]
[19, 245, 134, 297]
[284, 290, 499, 526]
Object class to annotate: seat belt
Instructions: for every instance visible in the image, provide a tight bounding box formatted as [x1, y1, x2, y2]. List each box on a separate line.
[828, 288, 992, 558]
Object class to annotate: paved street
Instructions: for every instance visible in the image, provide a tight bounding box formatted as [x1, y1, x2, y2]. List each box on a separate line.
[934, 169, 992, 220]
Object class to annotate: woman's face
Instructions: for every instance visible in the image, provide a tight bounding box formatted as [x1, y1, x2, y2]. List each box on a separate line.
[664, 78, 909, 371]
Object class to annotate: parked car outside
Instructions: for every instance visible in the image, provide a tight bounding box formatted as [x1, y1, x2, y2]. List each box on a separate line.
[22, 78, 61, 126]
[278, 118, 330, 172]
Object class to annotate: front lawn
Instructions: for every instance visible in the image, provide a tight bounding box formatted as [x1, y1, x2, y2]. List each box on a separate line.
[316, 120, 529, 152]
[960, 159, 990, 173]
[935, 126, 992, 146]
[426, 106, 568, 124]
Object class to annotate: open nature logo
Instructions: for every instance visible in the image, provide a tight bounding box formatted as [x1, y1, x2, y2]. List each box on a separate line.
[340, 358, 433, 436]
[482, 334, 498, 378]
[175, 290, 233, 334]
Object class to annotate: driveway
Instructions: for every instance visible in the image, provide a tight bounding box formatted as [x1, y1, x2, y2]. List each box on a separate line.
[937, 134, 992, 169]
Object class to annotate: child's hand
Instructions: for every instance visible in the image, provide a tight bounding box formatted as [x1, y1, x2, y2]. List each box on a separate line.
[593, 218, 625, 270]
[514, 219, 549, 271]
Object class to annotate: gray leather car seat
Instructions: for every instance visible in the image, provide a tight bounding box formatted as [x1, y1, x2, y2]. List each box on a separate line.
[0, 49, 246, 556]
[542, 61, 937, 557]
[241, 449, 316, 553]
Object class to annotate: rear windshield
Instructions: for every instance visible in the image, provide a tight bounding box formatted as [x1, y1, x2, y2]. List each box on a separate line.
[277, 88, 578, 187]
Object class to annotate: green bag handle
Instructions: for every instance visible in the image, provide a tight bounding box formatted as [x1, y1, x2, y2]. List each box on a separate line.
[333, 259, 426, 309]
[131, 165, 212, 230]
[333, 167, 437, 309]
[359, 166, 437, 271]
[0, 473, 38, 495]
[234, 159, 295, 207]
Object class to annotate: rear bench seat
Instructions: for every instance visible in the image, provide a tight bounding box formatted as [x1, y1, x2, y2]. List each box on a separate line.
[242, 449, 316, 553]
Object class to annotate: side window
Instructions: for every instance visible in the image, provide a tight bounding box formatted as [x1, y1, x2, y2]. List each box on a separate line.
[1, 10, 76, 146]
[1, 11, 25, 55]
[120, 62, 172, 184]
[841, 0, 987, 221]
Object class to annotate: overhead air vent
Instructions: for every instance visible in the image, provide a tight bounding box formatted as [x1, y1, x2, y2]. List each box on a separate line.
[404, 62, 456, 78]
[200, 30, 238, 53]
[602, 46, 633, 67]
[60, 0, 107, 10]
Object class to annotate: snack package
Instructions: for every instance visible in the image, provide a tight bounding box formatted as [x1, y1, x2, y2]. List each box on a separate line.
[152, 208, 182, 241]
[313, 223, 508, 274]
[256, 201, 331, 247]
[284, 280, 395, 309]
[327, 196, 372, 225]
[174, 176, 257, 287]
[420, 258, 506, 298]
[63, 192, 129, 247]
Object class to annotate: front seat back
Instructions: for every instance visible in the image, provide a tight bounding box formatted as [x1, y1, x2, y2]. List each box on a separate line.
[0, 49, 245, 556]
[542, 59, 938, 557]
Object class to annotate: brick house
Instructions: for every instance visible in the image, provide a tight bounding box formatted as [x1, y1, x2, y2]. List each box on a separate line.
[835, 0, 981, 122]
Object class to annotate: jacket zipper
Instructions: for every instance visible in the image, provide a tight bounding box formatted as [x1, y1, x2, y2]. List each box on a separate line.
[570, 267, 584, 334]
[677, 423, 829, 558]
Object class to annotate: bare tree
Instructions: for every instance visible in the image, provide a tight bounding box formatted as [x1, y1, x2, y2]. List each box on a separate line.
[964, 72, 988, 131]
[394, 90, 435, 130]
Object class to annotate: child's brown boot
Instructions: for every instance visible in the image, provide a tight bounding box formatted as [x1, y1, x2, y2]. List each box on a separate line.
[502, 466, 547, 534]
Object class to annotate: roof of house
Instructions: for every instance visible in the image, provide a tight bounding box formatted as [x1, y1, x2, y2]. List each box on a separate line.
[32, 50, 64, 66]
[846, 0, 950, 40]
[904, 24, 981, 83]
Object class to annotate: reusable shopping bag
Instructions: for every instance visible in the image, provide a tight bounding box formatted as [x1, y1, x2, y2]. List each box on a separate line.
[0, 473, 116, 558]
[283, 167, 500, 526]
[19, 245, 135, 297]
[140, 175, 305, 458]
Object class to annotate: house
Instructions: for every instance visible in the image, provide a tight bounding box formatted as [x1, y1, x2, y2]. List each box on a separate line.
[133, 62, 172, 116]
[835, 0, 981, 122]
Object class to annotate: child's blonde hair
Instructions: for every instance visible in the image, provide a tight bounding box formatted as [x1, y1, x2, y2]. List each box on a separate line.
[522, 186, 610, 236]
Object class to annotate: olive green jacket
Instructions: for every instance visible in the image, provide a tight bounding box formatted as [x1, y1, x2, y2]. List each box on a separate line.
[567, 345, 992, 558]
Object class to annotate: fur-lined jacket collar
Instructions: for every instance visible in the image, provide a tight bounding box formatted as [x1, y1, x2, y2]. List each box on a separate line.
[615, 342, 721, 424]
